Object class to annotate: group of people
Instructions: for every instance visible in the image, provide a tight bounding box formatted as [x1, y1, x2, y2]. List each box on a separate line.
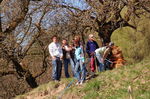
[48, 34, 114, 85]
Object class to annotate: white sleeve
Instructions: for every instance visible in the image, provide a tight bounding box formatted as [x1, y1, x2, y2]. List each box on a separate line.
[48, 44, 54, 57]
[59, 44, 63, 57]
[64, 45, 70, 51]
[95, 48, 100, 54]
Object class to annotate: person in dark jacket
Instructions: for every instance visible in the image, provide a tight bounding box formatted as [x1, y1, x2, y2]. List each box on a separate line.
[62, 39, 76, 78]
[86, 34, 99, 74]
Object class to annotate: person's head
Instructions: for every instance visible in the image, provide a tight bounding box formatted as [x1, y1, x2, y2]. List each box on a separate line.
[74, 36, 80, 42]
[74, 40, 80, 48]
[89, 34, 94, 41]
[51, 35, 57, 43]
[108, 42, 114, 49]
[62, 39, 67, 45]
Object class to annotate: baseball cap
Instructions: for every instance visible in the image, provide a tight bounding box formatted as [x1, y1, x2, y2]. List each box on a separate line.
[109, 42, 114, 46]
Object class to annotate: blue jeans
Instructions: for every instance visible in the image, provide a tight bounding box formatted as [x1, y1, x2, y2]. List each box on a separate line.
[99, 62, 104, 72]
[64, 59, 70, 78]
[75, 60, 86, 82]
[104, 59, 113, 70]
[95, 53, 104, 72]
[70, 58, 76, 76]
[52, 57, 62, 80]
[64, 58, 76, 77]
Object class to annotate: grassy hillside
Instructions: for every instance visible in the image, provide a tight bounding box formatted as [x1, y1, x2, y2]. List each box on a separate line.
[15, 59, 150, 99]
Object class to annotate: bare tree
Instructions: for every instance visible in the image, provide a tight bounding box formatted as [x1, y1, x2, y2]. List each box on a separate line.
[0, 0, 150, 98]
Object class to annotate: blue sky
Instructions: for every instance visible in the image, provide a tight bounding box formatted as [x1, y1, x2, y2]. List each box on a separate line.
[62, 0, 89, 10]
[1, 0, 90, 48]
[29, 0, 89, 29]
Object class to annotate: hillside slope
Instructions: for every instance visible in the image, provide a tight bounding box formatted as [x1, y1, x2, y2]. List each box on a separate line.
[15, 59, 150, 99]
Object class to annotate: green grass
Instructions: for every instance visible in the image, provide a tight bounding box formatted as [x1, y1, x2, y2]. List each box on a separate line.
[15, 59, 150, 99]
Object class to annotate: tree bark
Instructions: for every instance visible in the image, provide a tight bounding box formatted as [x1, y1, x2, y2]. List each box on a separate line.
[11, 59, 38, 88]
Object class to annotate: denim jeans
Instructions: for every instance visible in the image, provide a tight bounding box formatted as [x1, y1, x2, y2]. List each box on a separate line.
[104, 59, 113, 70]
[95, 53, 104, 72]
[64, 59, 70, 78]
[75, 60, 86, 82]
[63, 58, 76, 77]
[70, 58, 76, 76]
[52, 57, 62, 80]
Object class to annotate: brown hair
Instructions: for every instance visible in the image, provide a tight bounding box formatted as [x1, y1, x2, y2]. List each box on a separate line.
[74, 36, 80, 42]
[51, 35, 57, 39]
[62, 38, 67, 41]
[75, 40, 80, 47]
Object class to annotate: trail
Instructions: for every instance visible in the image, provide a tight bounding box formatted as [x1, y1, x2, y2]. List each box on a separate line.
[24, 83, 66, 99]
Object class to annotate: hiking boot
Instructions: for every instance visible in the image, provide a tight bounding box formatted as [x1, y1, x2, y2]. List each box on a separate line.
[80, 81, 84, 85]
[76, 82, 80, 85]
[54, 80, 59, 82]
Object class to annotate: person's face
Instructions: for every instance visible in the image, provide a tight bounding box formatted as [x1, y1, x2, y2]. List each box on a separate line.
[74, 43, 79, 47]
[69, 44, 73, 47]
[62, 40, 67, 44]
[89, 36, 94, 41]
[53, 37, 57, 43]
[74, 36, 80, 41]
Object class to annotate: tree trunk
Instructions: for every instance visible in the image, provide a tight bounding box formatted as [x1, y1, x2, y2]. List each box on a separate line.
[11, 59, 38, 88]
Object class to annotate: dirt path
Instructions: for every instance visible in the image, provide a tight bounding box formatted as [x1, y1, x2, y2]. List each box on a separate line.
[23, 83, 66, 99]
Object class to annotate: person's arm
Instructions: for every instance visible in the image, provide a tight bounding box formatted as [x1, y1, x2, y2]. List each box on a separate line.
[103, 48, 110, 61]
[86, 42, 90, 56]
[64, 45, 72, 51]
[80, 47, 85, 62]
[59, 44, 63, 59]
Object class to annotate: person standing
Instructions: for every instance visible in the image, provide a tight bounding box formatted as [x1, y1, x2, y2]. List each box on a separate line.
[62, 39, 75, 78]
[48, 35, 63, 81]
[86, 34, 99, 73]
[74, 41, 86, 85]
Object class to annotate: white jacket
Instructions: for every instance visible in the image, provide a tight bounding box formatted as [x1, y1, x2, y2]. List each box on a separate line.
[48, 42, 63, 57]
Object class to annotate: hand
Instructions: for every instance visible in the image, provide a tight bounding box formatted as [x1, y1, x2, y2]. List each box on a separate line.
[101, 58, 104, 63]
[90, 52, 95, 56]
[52, 56, 56, 60]
[62, 45, 65, 49]
[60, 56, 63, 60]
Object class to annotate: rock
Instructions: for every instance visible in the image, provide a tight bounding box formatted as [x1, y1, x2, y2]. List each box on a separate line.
[111, 17, 150, 64]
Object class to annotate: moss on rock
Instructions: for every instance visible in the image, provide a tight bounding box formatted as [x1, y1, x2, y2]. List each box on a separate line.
[111, 17, 150, 64]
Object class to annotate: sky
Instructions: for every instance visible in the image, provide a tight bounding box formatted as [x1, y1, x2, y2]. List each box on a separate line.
[1, 0, 90, 48]
[62, 0, 89, 10]
[29, 0, 90, 29]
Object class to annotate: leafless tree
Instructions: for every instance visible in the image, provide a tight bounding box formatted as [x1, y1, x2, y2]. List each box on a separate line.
[0, 0, 150, 98]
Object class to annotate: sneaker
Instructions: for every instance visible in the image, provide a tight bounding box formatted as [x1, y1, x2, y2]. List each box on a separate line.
[80, 81, 83, 85]
[76, 82, 80, 85]
[54, 80, 59, 82]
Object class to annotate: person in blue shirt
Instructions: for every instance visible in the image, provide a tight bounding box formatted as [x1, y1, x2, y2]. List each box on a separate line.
[86, 34, 99, 74]
[74, 40, 86, 85]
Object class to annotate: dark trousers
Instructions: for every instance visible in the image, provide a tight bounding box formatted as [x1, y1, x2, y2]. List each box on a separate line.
[63, 59, 70, 78]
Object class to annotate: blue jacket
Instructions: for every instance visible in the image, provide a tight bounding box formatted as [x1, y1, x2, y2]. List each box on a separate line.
[86, 40, 99, 57]
[75, 46, 84, 61]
